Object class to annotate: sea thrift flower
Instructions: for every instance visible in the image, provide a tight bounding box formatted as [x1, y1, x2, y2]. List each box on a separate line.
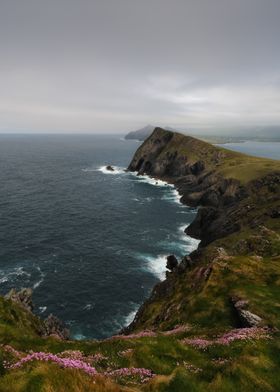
[182, 327, 270, 349]
[105, 367, 154, 380]
[4, 350, 154, 383]
[182, 338, 213, 349]
[6, 352, 97, 376]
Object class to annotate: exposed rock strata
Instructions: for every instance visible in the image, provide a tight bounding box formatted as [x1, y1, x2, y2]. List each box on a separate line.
[124, 128, 280, 333]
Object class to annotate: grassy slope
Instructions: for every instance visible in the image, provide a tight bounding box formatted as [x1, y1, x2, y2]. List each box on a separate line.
[0, 132, 279, 391]
[154, 130, 280, 183]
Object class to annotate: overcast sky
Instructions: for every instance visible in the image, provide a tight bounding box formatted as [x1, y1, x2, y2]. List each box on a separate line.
[0, 0, 280, 134]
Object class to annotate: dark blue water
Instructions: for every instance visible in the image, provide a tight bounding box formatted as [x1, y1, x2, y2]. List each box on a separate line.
[0, 135, 198, 339]
[219, 141, 280, 160]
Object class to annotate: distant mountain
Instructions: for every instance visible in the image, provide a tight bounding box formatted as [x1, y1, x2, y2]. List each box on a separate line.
[124, 125, 155, 141]
[125, 125, 179, 141]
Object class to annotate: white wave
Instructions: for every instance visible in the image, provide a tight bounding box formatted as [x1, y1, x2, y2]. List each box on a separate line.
[98, 165, 125, 175]
[178, 224, 200, 252]
[0, 266, 31, 285]
[137, 253, 167, 280]
[131, 173, 172, 188]
[130, 172, 184, 206]
[161, 188, 181, 205]
[33, 279, 43, 289]
[184, 236, 200, 253]
[123, 308, 138, 326]
[73, 333, 87, 340]
[33, 266, 45, 290]
[83, 303, 94, 311]
[82, 165, 125, 174]
[39, 306, 47, 313]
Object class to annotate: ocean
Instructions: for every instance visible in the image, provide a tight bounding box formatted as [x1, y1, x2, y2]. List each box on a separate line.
[0, 134, 199, 339]
[218, 141, 280, 160]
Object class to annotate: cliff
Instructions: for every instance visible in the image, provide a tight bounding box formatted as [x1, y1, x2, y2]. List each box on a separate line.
[0, 129, 279, 391]
[124, 128, 280, 336]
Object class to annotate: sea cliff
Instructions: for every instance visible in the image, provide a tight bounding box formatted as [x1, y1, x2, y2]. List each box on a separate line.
[124, 128, 280, 333]
[0, 129, 279, 391]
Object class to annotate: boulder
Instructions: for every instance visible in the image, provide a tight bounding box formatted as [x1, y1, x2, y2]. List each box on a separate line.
[106, 165, 114, 171]
[231, 296, 262, 327]
[166, 255, 178, 271]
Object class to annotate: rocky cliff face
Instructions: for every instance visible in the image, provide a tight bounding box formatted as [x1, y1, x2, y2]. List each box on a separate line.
[125, 128, 280, 333]
[128, 127, 247, 245]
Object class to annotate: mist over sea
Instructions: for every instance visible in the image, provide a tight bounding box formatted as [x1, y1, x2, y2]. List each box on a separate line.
[0, 134, 199, 339]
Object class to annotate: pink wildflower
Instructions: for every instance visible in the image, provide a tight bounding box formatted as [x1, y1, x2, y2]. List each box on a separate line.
[6, 352, 97, 376]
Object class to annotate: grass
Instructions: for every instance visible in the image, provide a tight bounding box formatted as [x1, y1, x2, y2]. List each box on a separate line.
[148, 128, 280, 183]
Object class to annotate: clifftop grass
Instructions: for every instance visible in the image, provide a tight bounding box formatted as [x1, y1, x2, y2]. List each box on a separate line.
[150, 128, 280, 183]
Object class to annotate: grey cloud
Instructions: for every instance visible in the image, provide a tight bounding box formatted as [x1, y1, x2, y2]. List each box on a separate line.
[0, 0, 279, 133]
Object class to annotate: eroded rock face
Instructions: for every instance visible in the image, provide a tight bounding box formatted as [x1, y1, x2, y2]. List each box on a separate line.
[43, 314, 70, 340]
[128, 128, 246, 246]
[124, 128, 280, 333]
[5, 288, 34, 312]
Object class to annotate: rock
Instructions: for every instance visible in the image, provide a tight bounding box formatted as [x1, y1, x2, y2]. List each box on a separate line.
[231, 296, 262, 327]
[270, 208, 280, 218]
[238, 310, 262, 327]
[166, 255, 178, 271]
[177, 256, 192, 273]
[43, 314, 70, 340]
[190, 160, 205, 175]
[106, 165, 114, 171]
[5, 288, 34, 312]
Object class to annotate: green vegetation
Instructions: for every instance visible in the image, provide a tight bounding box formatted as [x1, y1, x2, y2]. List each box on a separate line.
[153, 130, 280, 183]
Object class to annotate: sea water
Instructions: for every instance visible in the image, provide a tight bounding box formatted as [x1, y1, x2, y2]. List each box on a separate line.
[0, 134, 199, 339]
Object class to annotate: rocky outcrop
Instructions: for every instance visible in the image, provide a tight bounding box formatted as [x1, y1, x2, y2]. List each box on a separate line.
[128, 128, 280, 247]
[231, 297, 262, 327]
[106, 165, 114, 171]
[166, 255, 178, 271]
[5, 288, 69, 340]
[128, 128, 248, 246]
[43, 314, 70, 340]
[5, 288, 34, 312]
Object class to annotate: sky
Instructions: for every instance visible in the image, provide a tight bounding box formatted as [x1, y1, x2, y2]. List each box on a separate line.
[0, 0, 280, 134]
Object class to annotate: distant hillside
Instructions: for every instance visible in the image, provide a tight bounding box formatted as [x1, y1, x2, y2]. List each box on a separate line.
[124, 125, 155, 141]
[125, 125, 179, 141]
[125, 125, 280, 143]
